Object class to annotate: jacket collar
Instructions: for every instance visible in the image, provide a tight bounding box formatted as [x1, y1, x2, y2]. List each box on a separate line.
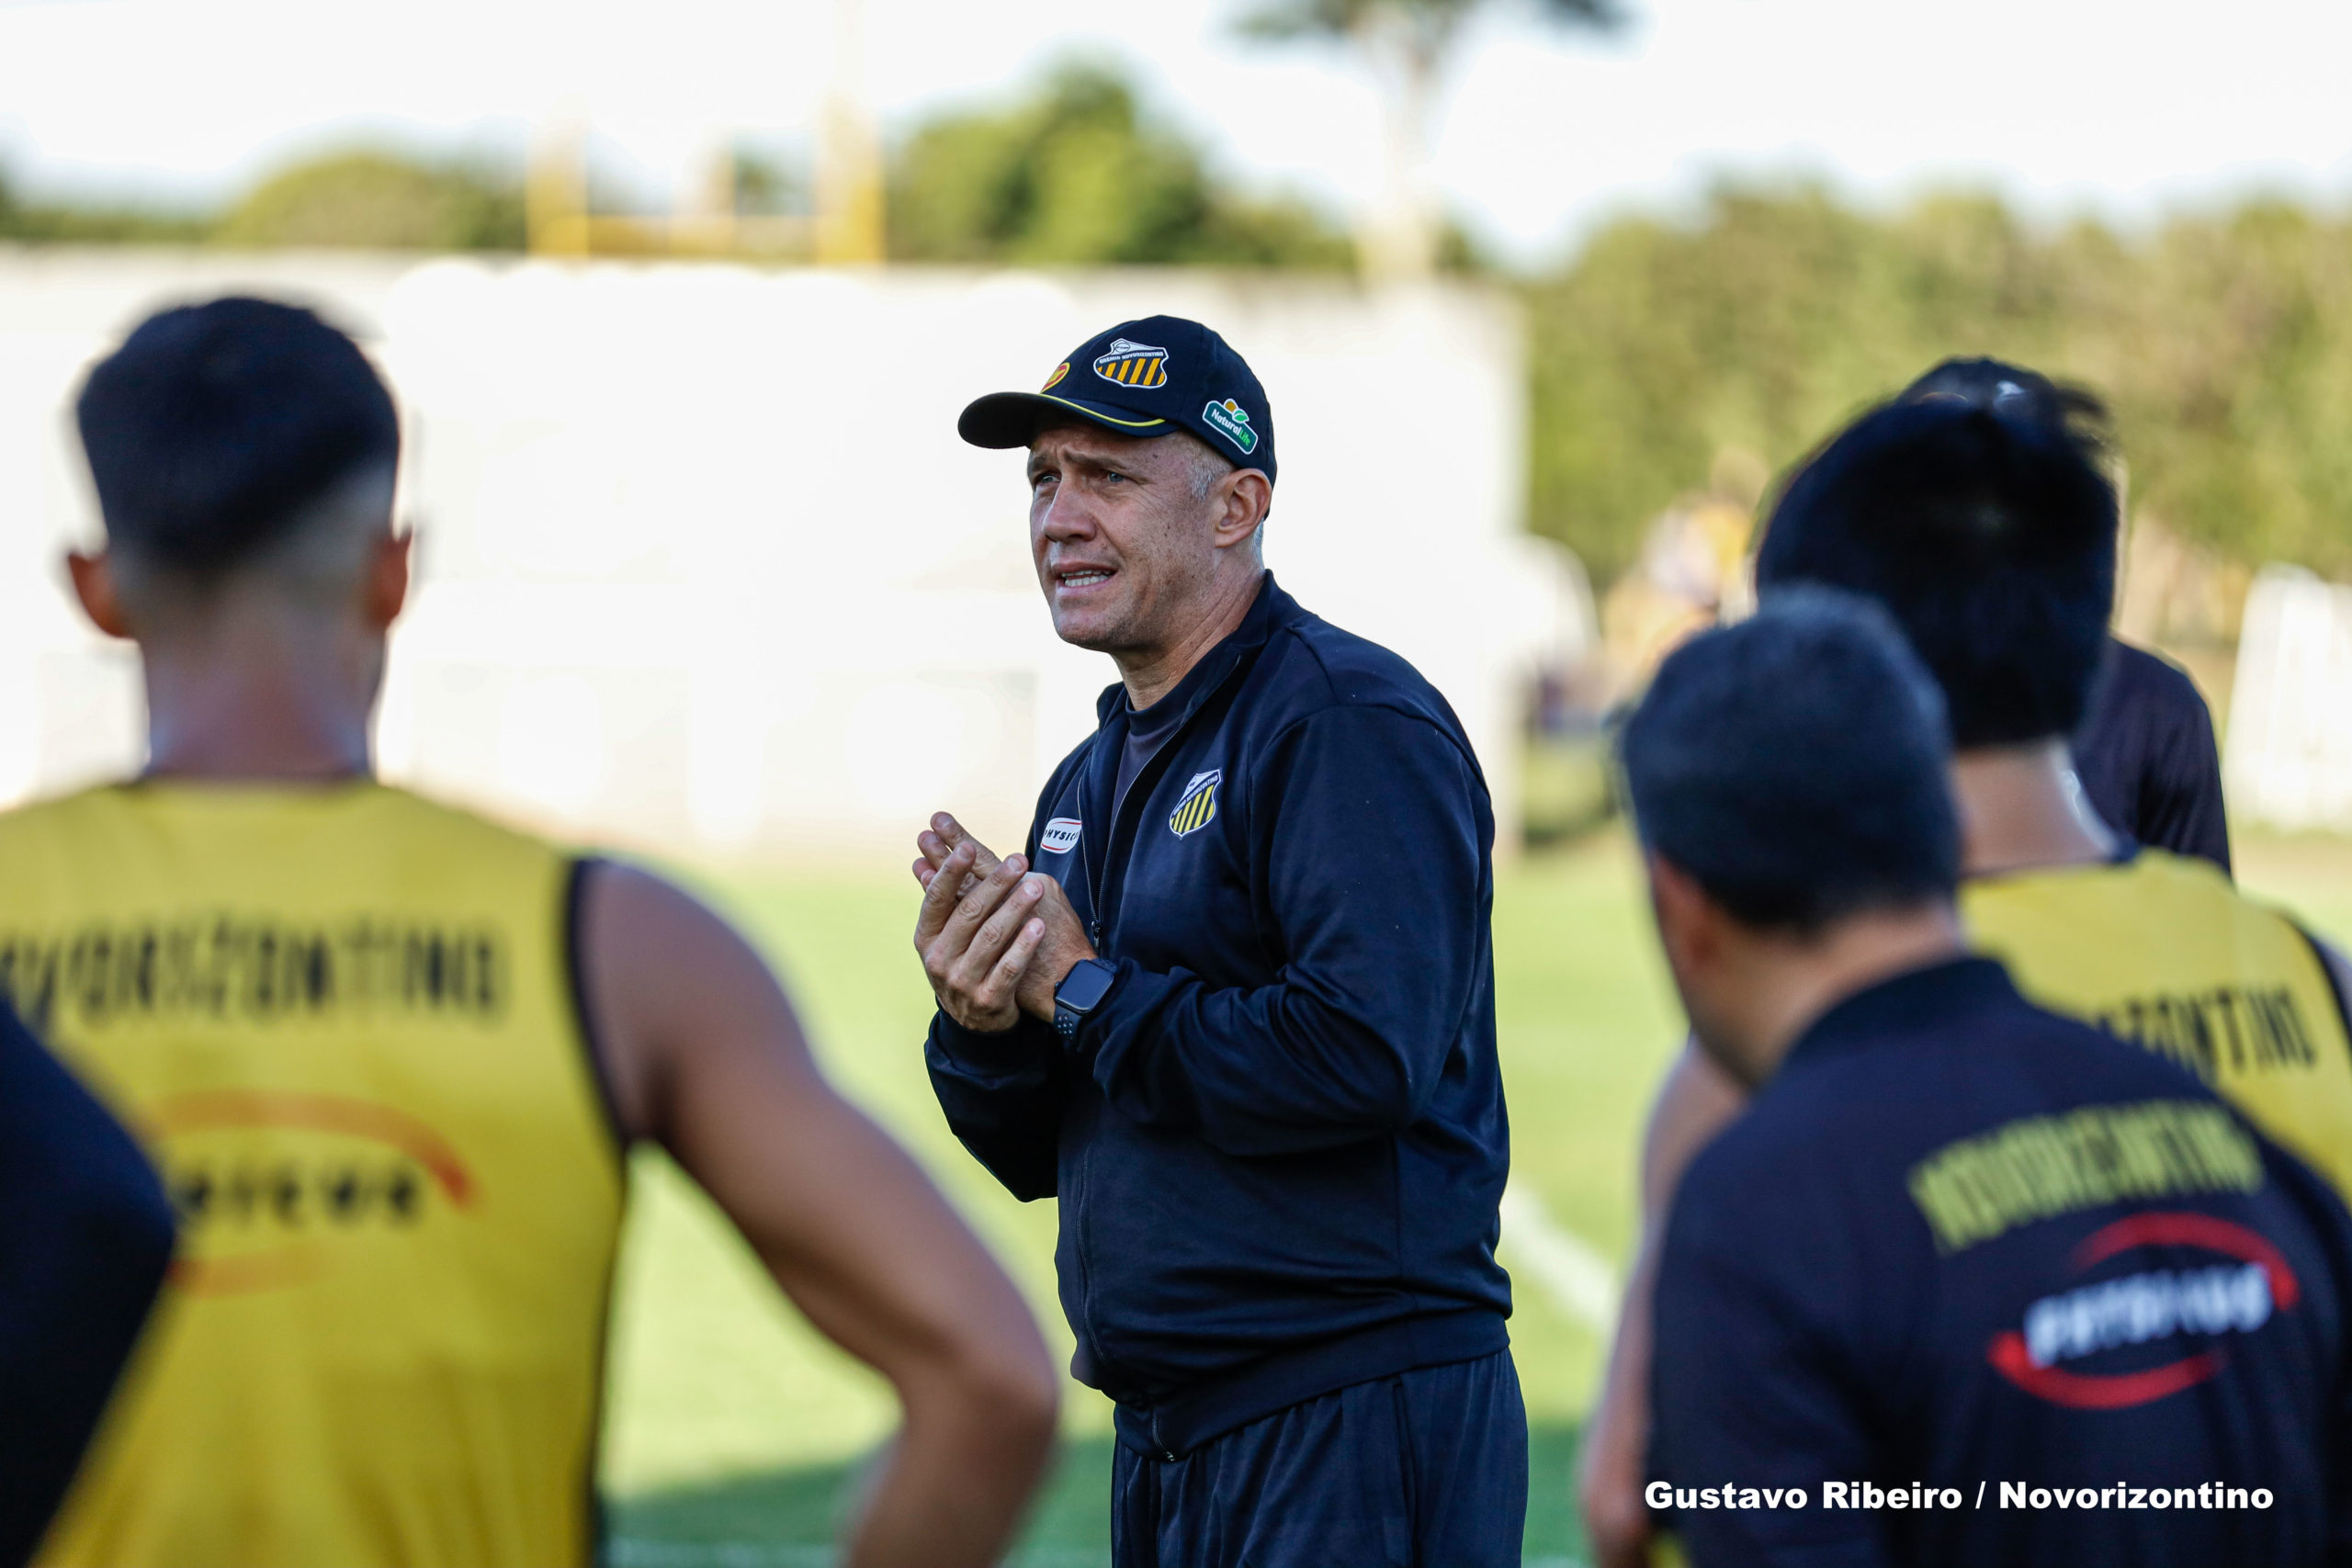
[1091, 571, 1296, 729]
[1781, 954, 2015, 1072]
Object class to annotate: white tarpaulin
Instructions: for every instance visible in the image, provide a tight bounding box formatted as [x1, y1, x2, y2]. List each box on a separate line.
[2225, 565, 2352, 832]
[0, 249, 1583, 862]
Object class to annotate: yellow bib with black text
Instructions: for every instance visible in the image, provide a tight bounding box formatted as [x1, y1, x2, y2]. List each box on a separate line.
[0, 782, 622, 1568]
[1963, 849, 2352, 1203]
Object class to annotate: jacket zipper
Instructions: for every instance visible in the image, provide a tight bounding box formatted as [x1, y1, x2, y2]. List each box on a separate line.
[1068, 742, 1110, 1390]
[1072, 711, 1190, 1404]
[1068, 632, 1263, 1413]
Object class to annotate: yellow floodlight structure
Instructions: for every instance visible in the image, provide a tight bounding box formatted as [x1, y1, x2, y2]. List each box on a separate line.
[815, 0, 885, 265]
[525, 0, 879, 264]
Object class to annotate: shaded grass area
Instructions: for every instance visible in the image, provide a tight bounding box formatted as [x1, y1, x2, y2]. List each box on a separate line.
[610, 1427, 1591, 1565]
[598, 827, 2352, 1565]
[599, 829, 1673, 1563]
[2237, 830, 2352, 946]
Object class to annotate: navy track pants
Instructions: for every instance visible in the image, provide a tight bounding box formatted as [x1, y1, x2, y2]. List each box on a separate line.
[1110, 1348, 1527, 1568]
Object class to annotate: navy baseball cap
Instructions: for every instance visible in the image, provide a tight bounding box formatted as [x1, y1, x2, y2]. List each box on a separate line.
[957, 315, 1276, 484]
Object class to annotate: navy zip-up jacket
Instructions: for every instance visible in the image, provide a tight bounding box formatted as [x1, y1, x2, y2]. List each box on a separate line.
[925, 576, 1512, 1458]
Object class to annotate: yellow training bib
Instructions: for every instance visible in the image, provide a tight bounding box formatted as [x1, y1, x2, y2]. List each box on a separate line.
[0, 782, 623, 1568]
[1964, 848, 2352, 1204]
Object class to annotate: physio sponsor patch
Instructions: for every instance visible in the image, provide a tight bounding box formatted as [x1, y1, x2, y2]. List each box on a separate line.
[1041, 818, 1083, 854]
[1093, 338, 1169, 389]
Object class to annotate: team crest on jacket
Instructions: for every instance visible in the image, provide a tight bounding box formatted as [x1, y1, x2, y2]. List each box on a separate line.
[1169, 771, 1221, 838]
[1041, 818, 1082, 853]
[1092, 338, 1169, 389]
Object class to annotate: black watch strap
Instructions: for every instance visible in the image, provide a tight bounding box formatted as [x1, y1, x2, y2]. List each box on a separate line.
[1054, 958, 1118, 1043]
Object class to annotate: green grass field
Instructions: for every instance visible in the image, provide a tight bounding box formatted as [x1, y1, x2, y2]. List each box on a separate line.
[597, 827, 2352, 1567]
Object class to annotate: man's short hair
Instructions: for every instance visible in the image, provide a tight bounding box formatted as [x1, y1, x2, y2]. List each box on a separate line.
[1619, 591, 1961, 932]
[1899, 355, 2111, 445]
[1753, 397, 2118, 748]
[76, 297, 399, 577]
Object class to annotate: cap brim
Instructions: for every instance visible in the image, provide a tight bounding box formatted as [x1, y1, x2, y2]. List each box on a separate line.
[957, 390, 1173, 449]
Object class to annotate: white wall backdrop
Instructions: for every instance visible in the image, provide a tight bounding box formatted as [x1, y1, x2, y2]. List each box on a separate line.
[0, 248, 1580, 862]
[2227, 566, 2352, 834]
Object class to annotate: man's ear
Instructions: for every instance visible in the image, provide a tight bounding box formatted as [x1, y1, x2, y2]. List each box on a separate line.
[66, 549, 133, 640]
[364, 530, 413, 631]
[1647, 854, 1723, 979]
[1212, 469, 1272, 553]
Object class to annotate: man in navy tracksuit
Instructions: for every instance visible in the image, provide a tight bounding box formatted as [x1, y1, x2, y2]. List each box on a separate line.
[909, 317, 1522, 1565]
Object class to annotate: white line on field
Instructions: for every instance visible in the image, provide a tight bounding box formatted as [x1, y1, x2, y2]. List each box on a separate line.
[1498, 1181, 1621, 1332]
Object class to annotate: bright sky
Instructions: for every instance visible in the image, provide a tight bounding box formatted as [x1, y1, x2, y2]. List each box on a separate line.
[2, 0, 2349, 265]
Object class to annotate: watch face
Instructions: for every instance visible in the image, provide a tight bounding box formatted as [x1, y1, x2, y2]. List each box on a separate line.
[1057, 959, 1117, 1013]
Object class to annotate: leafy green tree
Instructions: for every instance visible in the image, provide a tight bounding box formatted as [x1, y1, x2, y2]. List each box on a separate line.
[0, 167, 208, 244]
[887, 64, 1352, 268]
[731, 151, 804, 218]
[1523, 183, 2352, 582]
[1238, 0, 1623, 276]
[215, 151, 525, 252]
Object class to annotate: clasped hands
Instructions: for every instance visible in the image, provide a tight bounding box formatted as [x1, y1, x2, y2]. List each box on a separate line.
[911, 813, 1097, 1033]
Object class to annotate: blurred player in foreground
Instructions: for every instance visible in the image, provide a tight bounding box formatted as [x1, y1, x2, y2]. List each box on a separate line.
[1623, 594, 2352, 1566]
[6, 298, 1057, 1568]
[1582, 394, 2352, 1566]
[0, 1001, 175, 1567]
[913, 318, 1521, 1564]
[1900, 357, 2230, 874]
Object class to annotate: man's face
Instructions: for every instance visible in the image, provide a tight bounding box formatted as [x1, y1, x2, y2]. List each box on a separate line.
[1026, 424, 1223, 655]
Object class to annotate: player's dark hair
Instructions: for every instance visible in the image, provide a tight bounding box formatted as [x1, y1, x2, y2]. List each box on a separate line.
[75, 297, 399, 577]
[1619, 591, 1961, 933]
[1753, 396, 2117, 748]
[1899, 355, 2111, 451]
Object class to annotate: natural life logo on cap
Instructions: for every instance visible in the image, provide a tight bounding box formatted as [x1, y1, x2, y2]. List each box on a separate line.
[1203, 398, 1258, 456]
[1042, 362, 1070, 391]
[1092, 338, 1170, 389]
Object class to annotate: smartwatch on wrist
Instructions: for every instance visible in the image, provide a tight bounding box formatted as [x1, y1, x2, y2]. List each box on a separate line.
[1053, 958, 1119, 1043]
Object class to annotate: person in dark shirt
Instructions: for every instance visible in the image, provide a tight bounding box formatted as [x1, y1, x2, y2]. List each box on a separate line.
[1900, 357, 2230, 873]
[2076, 639, 2230, 873]
[0, 1001, 175, 1567]
[1621, 594, 2352, 1568]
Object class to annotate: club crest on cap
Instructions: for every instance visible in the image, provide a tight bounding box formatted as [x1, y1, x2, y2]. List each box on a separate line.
[1042, 362, 1070, 392]
[1093, 338, 1169, 389]
[1203, 398, 1258, 456]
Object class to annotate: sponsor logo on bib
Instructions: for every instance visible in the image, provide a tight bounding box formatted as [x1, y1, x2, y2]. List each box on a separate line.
[148, 1090, 476, 1296]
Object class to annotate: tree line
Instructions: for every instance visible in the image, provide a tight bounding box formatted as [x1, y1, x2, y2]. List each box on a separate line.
[1529, 186, 2352, 584]
[9, 72, 2349, 583]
